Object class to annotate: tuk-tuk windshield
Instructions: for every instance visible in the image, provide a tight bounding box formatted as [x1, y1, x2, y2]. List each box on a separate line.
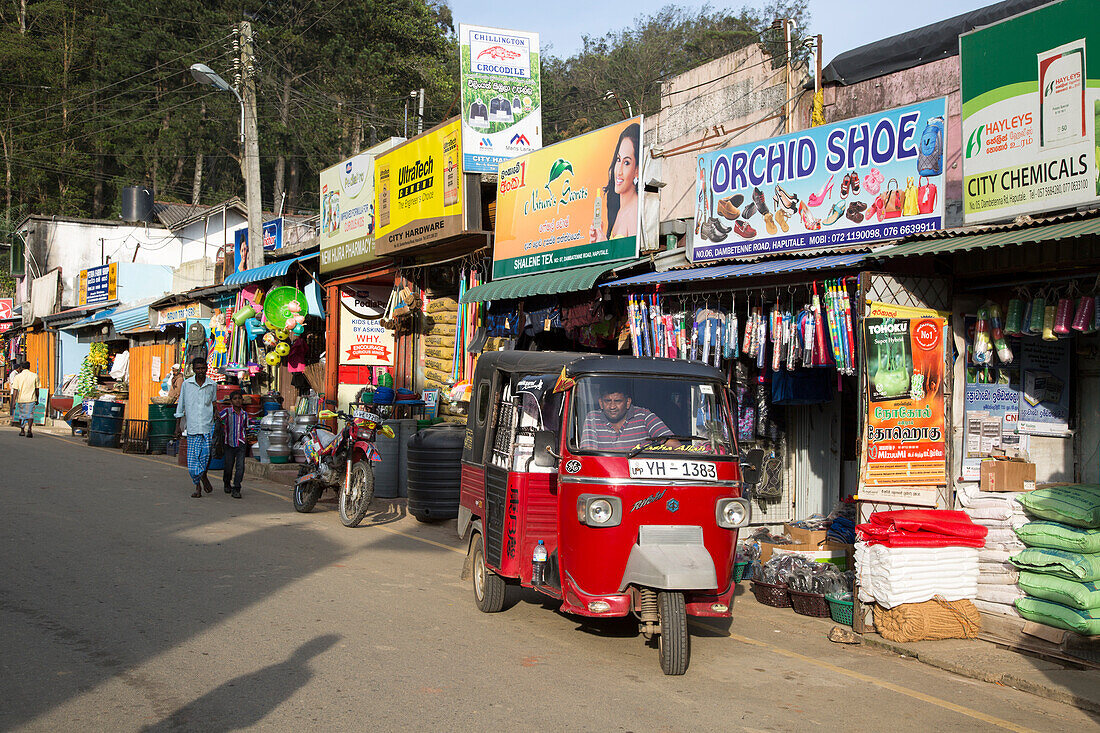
[570, 375, 735, 457]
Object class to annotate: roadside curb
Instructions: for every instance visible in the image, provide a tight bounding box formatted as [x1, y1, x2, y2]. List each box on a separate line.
[860, 632, 1100, 714]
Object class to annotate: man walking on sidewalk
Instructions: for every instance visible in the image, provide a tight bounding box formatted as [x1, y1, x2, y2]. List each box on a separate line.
[218, 390, 249, 499]
[174, 357, 216, 498]
[11, 361, 40, 438]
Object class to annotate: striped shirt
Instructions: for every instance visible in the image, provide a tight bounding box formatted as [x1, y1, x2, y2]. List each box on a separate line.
[579, 406, 672, 452]
[218, 406, 249, 448]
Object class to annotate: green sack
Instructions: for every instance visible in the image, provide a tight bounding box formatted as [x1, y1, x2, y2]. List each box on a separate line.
[1016, 484, 1100, 529]
[1015, 521, 1100, 553]
[1010, 548, 1100, 582]
[1017, 571, 1100, 610]
[1014, 597, 1100, 636]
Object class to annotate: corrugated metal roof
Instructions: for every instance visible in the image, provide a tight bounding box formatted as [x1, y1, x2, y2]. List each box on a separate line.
[605, 252, 869, 287]
[460, 261, 640, 304]
[63, 308, 116, 330]
[110, 306, 151, 333]
[877, 216, 1100, 258]
[223, 253, 318, 286]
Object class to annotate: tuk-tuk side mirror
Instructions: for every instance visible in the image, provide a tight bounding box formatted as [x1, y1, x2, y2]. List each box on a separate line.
[533, 430, 560, 468]
[739, 448, 764, 486]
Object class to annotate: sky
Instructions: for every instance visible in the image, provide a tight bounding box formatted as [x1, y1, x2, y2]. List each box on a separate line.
[447, 0, 997, 62]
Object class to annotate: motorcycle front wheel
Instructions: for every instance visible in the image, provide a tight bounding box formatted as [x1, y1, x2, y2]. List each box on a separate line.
[294, 466, 321, 513]
[338, 461, 375, 527]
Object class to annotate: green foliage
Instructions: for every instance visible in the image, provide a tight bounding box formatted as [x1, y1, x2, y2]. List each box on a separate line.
[541, 2, 810, 142]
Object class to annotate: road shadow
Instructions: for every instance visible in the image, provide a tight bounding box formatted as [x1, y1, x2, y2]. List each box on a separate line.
[139, 634, 339, 732]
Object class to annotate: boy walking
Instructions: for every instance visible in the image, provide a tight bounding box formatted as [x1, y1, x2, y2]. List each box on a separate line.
[218, 391, 249, 499]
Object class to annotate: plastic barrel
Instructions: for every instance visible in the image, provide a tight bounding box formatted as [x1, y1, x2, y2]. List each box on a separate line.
[372, 420, 401, 498]
[88, 400, 125, 448]
[147, 403, 177, 453]
[394, 419, 417, 498]
[406, 425, 464, 521]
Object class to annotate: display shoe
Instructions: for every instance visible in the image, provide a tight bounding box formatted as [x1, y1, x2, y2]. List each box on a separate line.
[708, 220, 729, 242]
[845, 201, 865, 223]
[699, 218, 715, 240]
[711, 217, 731, 236]
[840, 172, 851, 197]
[774, 207, 790, 233]
[729, 193, 744, 208]
[849, 170, 860, 195]
[763, 212, 777, 235]
[798, 200, 821, 231]
[716, 197, 740, 220]
[823, 200, 845, 226]
[864, 197, 882, 222]
[752, 187, 770, 216]
[774, 185, 798, 211]
[734, 219, 756, 239]
[807, 174, 834, 207]
[741, 201, 757, 219]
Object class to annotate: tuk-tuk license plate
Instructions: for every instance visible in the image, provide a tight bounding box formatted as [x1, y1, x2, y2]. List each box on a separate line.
[628, 459, 718, 482]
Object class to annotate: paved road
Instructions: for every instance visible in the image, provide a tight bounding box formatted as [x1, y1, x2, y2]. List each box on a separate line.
[2, 429, 1097, 732]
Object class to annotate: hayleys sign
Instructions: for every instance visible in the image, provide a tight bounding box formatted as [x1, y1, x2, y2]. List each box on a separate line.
[374, 119, 464, 255]
[320, 138, 404, 274]
[459, 24, 542, 174]
[692, 99, 948, 262]
[493, 117, 642, 279]
[960, 0, 1099, 224]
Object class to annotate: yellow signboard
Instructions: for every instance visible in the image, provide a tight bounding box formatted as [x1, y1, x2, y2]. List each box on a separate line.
[374, 118, 464, 255]
[78, 262, 117, 306]
[493, 117, 642, 279]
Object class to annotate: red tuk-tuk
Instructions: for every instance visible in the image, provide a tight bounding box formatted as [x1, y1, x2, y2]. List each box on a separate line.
[459, 352, 750, 674]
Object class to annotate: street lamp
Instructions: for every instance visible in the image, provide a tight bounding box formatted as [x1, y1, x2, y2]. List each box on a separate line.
[190, 63, 244, 143]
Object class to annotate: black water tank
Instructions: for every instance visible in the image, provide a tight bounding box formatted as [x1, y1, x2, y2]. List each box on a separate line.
[406, 424, 464, 522]
[122, 186, 154, 222]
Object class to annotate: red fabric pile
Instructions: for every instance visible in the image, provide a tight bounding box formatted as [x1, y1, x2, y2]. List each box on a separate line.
[856, 510, 988, 548]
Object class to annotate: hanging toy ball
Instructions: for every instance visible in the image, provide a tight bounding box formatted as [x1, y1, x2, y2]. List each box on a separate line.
[263, 332, 277, 348]
[286, 301, 301, 313]
[265, 352, 281, 366]
[274, 328, 289, 341]
[292, 323, 306, 335]
[275, 342, 291, 357]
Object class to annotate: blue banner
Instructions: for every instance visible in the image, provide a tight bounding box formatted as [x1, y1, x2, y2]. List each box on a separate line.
[262, 217, 283, 251]
[692, 98, 948, 262]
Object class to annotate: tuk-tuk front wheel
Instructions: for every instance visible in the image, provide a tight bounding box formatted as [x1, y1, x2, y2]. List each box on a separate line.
[657, 591, 689, 675]
[471, 532, 506, 613]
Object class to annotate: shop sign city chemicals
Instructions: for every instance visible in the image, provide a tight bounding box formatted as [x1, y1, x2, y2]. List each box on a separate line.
[861, 315, 948, 505]
[692, 99, 948, 262]
[960, 0, 1099, 223]
[338, 287, 394, 367]
[493, 116, 643, 279]
[320, 138, 404, 274]
[459, 24, 542, 174]
[374, 119, 464, 256]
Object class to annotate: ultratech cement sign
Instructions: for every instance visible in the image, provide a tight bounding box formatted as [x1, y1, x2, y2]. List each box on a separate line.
[960, 0, 1100, 224]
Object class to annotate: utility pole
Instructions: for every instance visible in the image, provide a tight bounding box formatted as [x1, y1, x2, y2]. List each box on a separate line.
[240, 20, 263, 270]
[783, 18, 793, 135]
[417, 88, 425, 135]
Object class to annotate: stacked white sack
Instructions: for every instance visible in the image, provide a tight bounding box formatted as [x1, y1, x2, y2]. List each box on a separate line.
[958, 490, 1027, 616]
[855, 544, 980, 609]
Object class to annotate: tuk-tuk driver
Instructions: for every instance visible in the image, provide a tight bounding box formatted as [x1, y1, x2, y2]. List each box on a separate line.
[579, 381, 681, 451]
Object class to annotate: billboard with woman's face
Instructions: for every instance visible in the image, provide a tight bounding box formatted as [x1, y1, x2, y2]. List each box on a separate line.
[492, 117, 642, 279]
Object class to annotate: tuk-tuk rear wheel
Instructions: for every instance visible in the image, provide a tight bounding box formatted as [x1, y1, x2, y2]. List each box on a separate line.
[657, 591, 689, 675]
[471, 532, 506, 613]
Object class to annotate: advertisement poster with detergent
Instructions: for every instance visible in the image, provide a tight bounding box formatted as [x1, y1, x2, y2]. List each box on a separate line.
[693, 98, 947, 262]
[960, 0, 1099, 223]
[493, 116, 642, 279]
[459, 24, 542, 174]
[862, 317, 948, 500]
[1018, 337, 1072, 437]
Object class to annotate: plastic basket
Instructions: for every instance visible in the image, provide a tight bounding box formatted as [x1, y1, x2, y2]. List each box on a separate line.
[826, 594, 854, 626]
[733, 561, 751, 583]
[789, 589, 831, 618]
[751, 579, 791, 608]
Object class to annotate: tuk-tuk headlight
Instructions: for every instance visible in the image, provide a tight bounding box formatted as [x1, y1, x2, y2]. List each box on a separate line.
[717, 498, 750, 529]
[577, 495, 622, 527]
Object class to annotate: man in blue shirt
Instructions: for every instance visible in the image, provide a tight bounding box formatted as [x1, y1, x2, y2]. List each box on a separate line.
[174, 358, 217, 498]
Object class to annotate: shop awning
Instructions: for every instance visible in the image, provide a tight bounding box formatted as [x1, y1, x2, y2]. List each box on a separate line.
[876, 216, 1100, 259]
[63, 308, 117, 330]
[604, 252, 870, 288]
[460, 261, 640, 304]
[110, 306, 151, 333]
[222, 253, 319, 287]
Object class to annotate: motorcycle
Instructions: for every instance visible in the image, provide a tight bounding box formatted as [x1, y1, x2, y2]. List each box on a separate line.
[293, 407, 395, 527]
